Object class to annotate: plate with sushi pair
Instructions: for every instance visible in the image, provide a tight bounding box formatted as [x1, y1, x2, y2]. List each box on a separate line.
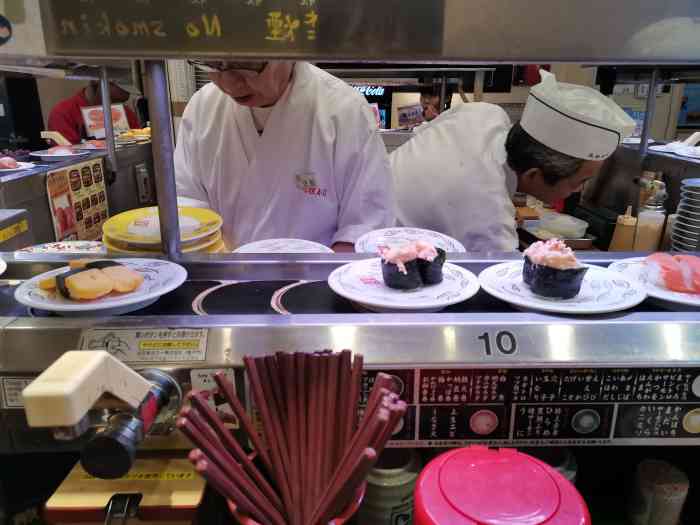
[355, 227, 466, 254]
[608, 254, 700, 308]
[479, 240, 647, 315]
[328, 241, 480, 312]
[14, 258, 187, 316]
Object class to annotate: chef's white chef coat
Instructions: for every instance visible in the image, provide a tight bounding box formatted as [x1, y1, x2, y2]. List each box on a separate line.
[175, 62, 394, 248]
[390, 102, 519, 253]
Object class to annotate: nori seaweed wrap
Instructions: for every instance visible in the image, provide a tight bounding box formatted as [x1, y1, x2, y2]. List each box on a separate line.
[56, 269, 82, 299]
[84, 260, 124, 270]
[381, 258, 423, 290]
[523, 255, 588, 299]
[380, 242, 445, 290]
[417, 248, 446, 285]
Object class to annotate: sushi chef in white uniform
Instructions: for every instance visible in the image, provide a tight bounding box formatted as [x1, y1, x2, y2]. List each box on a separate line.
[175, 61, 393, 251]
[391, 70, 636, 252]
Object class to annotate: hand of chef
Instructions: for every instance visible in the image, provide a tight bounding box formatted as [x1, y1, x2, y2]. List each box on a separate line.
[332, 242, 355, 253]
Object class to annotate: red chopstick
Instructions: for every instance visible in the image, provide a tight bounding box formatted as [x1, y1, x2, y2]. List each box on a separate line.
[213, 371, 273, 474]
[186, 393, 284, 513]
[280, 353, 301, 525]
[179, 422, 285, 525]
[345, 354, 363, 448]
[335, 350, 352, 464]
[312, 408, 390, 522]
[318, 352, 332, 487]
[266, 355, 287, 421]
[244, 356, 294, 515]
[191, 454, 278, 525]
[313, 447, 378, 525]
[295, 352, 310, 523]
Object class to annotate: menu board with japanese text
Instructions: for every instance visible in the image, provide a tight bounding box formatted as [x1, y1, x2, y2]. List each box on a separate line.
[39, 0, 443, 58]
[359, 367, 700, 447]
[46, 158, 109, 242]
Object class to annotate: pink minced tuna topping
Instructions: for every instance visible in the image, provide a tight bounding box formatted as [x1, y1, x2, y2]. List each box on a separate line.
[524, 239, 580, 270]
[380, 241, 438, 275]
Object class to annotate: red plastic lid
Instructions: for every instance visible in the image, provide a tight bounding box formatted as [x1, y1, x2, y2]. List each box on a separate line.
[439, 448, 559, 524]
[414, 446, 591, 525]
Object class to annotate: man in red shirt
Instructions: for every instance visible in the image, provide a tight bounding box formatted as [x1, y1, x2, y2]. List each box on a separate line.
[48, 81, 140, 144]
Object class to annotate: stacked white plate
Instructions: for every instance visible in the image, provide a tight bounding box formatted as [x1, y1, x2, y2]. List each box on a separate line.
[673, 179, 700, 252]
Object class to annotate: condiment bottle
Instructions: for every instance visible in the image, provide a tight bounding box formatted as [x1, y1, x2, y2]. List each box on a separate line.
[358, 448, 421, 525]
[634, 183, 667, 252]
[609, 206, 637, 251]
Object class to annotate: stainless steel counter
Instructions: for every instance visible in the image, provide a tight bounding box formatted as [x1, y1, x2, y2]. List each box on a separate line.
[0, 253, 698, 450]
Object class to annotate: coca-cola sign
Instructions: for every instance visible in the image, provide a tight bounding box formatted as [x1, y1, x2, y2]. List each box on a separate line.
[353, 85, 386, 97]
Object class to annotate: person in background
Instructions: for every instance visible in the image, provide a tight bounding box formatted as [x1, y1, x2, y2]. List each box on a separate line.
[391, 70, 636, 252]
[175, 60, 394, 252]
[48, 81, 140, 144]
[419, 85, 454, 122]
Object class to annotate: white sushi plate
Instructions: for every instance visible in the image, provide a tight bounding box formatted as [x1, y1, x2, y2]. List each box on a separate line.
[478, 261, 647, 315]
[608, 257, 700, 308]
[0, 258, 6, 277]
[355, 227, 466, 254]
[30, 150, 91, 162]
[234, 238, 333, 254]
[328, 258, 479, 313]
[15, 241, 107, 256]
[14, 259, 187, 316]
[0, 162, 35, 173]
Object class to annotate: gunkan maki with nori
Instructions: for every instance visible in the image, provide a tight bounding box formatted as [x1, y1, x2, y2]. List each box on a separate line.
[380, 241, 446, 290]
[523, 239, 588, 299]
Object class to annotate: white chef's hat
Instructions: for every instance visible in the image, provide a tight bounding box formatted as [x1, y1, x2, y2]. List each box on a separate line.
[520, 70, 636, 160]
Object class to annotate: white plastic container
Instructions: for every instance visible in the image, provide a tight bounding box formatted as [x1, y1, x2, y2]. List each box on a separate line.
[538, 212, 589, 239]
[357, 448, 421, 525]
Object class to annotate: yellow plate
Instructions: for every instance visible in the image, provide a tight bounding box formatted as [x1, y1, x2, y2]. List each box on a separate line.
[105, 228, 221, 252]
[205, 239, 226, 253]
[102, 207, 223, 246]
[104, 230, 222, 254]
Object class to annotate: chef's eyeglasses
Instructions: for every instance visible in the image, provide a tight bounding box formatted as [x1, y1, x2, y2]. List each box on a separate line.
[188, 60, 268, 75]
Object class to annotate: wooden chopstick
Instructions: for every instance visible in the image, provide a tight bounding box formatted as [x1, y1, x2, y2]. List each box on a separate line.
[185, 350, 389, 525]
[244, 356, 295, 516]
[266, 355, 287, 421]
[335, 350, 352, 464]
[295, 352, 310, 524]
[307, 353, 324, 505]
[312, 408, 390, 523]
[186, 393, 284, 513]
[313, 448, 378, 525]
[179, 422, 285, 525]
[280, 353, 301, 525]
[325, 352, 341, 484]
[213, 371, 273, 474]
[345, 354, 363, 448]
[318, 352, 331, 487]
[191, 454, 278, 525]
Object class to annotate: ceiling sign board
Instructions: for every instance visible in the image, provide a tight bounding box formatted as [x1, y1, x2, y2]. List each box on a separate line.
[39, 0, 444, 60]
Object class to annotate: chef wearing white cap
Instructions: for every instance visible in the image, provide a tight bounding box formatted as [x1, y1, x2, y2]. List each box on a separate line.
[391, 70, 636, 252]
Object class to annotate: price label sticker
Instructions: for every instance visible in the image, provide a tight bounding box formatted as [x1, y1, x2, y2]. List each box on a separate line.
[1, 377, 33, 409]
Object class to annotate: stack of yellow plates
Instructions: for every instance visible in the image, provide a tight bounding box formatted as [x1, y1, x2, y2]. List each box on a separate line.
[102, 206, 225, 254]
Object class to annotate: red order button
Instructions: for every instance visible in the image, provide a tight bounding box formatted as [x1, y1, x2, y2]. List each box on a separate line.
[414, 446, 591, 525]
